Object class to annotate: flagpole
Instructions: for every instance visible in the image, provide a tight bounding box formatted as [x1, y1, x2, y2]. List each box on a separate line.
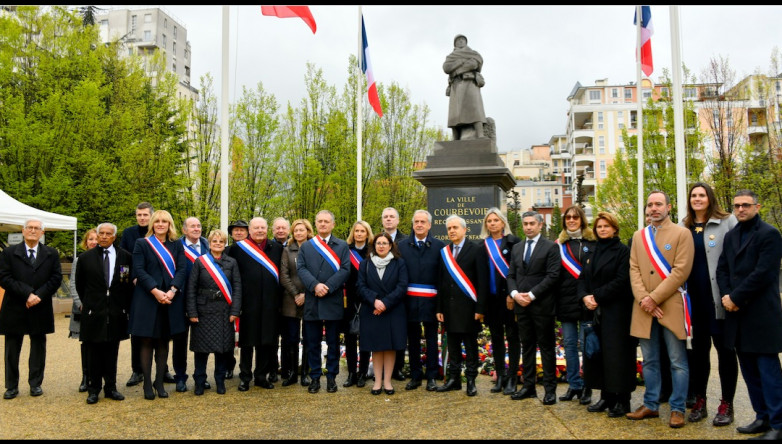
[356, 5, 363, 222]
[220, 5, 230, 233]
[636, 5, 645, 230]
[670, 5, 687, 221]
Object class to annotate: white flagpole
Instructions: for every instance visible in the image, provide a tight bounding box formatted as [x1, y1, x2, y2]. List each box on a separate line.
[356, 5, 363, 222]
[670, 6, 687, 221]
[636, 5, 645, 229]
[220, 6, 230, 233]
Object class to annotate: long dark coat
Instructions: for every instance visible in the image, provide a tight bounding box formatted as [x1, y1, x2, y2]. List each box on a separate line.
[398, 235, 445, 323]
[226, 240, 282, 347]
[436, 240, 488, 334]
[186, 255, 242, 353]
[296, 235, 351, 322]
[555, 235, 596, 322]
[0, 242, 62, 335]
[75, 246, 133, 343]
[577, 236, 637, 393]
[128, 237, 188, 338]
[478, 234, 521, 325]
[357, 256, 408, 351]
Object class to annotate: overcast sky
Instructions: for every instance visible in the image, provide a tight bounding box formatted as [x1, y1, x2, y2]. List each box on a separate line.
[103, 5, 781, 152]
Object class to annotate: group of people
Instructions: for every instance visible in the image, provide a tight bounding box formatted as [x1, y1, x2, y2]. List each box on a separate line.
[1, 187, 781, 439]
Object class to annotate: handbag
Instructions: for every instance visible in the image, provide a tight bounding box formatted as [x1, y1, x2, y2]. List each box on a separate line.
[582, 309, 601, 359]
[349, 303, 360, 335]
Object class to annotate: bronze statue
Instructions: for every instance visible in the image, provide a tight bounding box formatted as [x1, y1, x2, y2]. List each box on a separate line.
[443, 34, 487, 140]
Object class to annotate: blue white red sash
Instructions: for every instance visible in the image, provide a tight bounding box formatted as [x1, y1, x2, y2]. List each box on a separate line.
[146, 236, 176, 279]
[555, 239, 582, 279]
[199, 253, 233, 304]
[484, 237, 509, 279]
[407, 284, 437, 298]
[349, 248, 363, 270]
[236, 240, 279, 283]
[311, 236, 340, 272]
[641, 225, 693, 348]
[441, 245, 477, 302]
[182, 239, 202, 263]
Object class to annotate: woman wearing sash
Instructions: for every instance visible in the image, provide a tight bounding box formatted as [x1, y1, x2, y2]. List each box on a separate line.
[680, 182, 738, 425]
[186, 229, 242, 395]
[342, 220, 374, 388]
[357, 233, 408, 395]
[129, 210, 188, 400]
[478, 208, 521, 395]
[555, 205, 596, 404]
[578, 211, 636, 418]
[279, 219, 314, 387]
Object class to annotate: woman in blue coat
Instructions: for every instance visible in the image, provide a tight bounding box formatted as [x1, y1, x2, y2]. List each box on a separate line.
[357, 233, 408, 395]
[128, 210, 188, 400]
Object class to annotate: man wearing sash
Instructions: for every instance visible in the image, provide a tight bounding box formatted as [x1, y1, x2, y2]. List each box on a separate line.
[297, 210, 351, 394]
[436, 214, 487, 396]
[381, 207, 409, 381]
[506, 211, 560, 405]
[398, 210, 445, 391]
[226, 217, 283, 391]
[627, 190, 693, 428]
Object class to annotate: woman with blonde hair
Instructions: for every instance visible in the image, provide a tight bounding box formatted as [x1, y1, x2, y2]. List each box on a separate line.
[343, 220, 374, 387]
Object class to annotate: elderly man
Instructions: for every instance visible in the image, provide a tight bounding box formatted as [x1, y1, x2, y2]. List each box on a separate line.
[626, 190, 694, 428]
[75, 223, 134, 404]
[0, 218, 62, 399]
[228, 220, 249, 245]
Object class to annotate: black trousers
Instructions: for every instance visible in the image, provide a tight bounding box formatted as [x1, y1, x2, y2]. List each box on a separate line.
[171, 329, 189, 382]
[239, 344, 275, 383]
[487, 310, 520, 379]
[84, 340, 120, 394]
[130, 335, 142, 373]
[518, 312, 556, 393]
[193, 351, 229, 385]
[446, 331, 479, 379]
[407, 321, 440, 380]
[4, 334, 46, 389]
[689, 326, 738, 401]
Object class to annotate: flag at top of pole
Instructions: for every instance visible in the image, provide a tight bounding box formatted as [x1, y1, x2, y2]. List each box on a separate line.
[361, 14, 383, 117]
[633, 5, 653, 77]
[261, 5, 317, 34]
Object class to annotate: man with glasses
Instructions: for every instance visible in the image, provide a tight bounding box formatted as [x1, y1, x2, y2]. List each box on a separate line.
[0, 218, 62, 399]
[718, 190, 782, 440]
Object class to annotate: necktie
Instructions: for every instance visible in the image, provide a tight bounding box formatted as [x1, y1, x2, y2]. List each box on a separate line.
[28, 248, 36, 265]
[191, 243, 200, 254]
[417, 240, 424, 249]
[103, 248, 111, 287]
[524, 239, 534, 264]
[453, 245, 460, 259]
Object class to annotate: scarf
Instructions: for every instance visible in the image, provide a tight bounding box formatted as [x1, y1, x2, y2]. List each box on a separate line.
[370, 252, 394, 279]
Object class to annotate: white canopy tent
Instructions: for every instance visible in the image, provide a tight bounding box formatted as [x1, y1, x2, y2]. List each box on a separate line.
[0, 189, 78, 257]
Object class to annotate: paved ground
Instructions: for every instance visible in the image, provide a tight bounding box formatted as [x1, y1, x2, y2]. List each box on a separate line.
[0, 314, 763, 439]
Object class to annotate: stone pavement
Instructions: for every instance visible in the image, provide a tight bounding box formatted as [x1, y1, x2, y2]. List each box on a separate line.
[0, 314, 762, 439]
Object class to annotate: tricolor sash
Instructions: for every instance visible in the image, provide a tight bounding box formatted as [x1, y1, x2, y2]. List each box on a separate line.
[641, 225, 693, 348]
[182, 239, 202, 263]
[236, 240, 279, 283]
[146, 236, 176, 279]
[199, 253, 232, 304]
[311, 236, 340, 272]
[441, 245, 477, 302]
[484, 237, 509, 279]
[407, 284, 437, 298]
[349, 248, 363, 270]
[556, 239, 582, 279]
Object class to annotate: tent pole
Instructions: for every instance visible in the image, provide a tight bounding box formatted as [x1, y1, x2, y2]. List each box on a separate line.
[73, 230, 77, 260]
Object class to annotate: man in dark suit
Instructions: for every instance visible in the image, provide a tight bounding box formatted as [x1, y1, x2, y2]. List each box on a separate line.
[435, 214, 488, 396]
[381, 207, 408, 381]
[75, 223, 133, 404]
[0, 217, 62, 399]
[297, 210, 350, 394]
[226, 217, 283, 392]
[398, 210, 445, 391]
[506, 210, 560, 405]
[717, 189, 782, 440]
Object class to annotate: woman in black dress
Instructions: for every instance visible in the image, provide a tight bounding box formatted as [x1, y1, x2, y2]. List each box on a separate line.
[342, 220, 374, 388]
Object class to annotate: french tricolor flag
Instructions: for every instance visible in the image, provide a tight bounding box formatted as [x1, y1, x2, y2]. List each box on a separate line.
[361, 14, 383, 118]
[634, 5, 653, 77]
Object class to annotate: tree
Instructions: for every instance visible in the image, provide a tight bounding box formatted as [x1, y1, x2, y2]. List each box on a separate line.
[506, 189, 521, 236]
[549, 205, 563, 241]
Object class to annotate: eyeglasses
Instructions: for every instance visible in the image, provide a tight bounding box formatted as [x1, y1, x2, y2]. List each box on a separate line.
[564, 215, 580, 220]
[733, 203, 757, 210]
[375, 242, 391, 246]
[24, 226, 42, 232]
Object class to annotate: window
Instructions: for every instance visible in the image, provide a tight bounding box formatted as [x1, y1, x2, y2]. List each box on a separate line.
[600, 161, 607, 179]
[172, 62, 176, 72]
[660, 87, 669, 97]
[684, 87, 698, 99]
[618, 111, 624, 129]
[173, 41, 176, 53]
[162, 34, 166, 47]
[173, 26, 177, 38]
[521, 189, 526, 197]
[611, 88, 618, 98]
[625, 89, 633, 100]
[713, 110, 720, 123]
[184, 49, 189, 60]
[164, 18, 167, 28]
[100, 19, 108, 27]
[144, 14, 151, 23]
[131, 15, 137, 32]
[598, 112, 604, 129]
[554, 188, 559, 195]
[642, 89, 652, 99]
[599, 136, 605, 154]
[589, 90, 601, 101]
[144, 30, 151, 41]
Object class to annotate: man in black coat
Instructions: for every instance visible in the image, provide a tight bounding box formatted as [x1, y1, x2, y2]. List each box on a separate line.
[436, 214, 488, 397]
[382, 207, 409, 381]
[717, 190, 782, 439]
[506, 211, 560, 405]
[75, 223, 133, 404]
[0, 217, 62, 399]
[398, 210, 445, 391]
[226, 217, 283, 392]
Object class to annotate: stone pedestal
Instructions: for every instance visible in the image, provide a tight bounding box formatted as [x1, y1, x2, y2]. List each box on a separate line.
[413, 138, 515, 241]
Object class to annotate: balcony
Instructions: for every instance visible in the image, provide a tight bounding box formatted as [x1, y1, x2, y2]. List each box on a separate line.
[747, 99, 767, 109]
[747, 125, 768, 135]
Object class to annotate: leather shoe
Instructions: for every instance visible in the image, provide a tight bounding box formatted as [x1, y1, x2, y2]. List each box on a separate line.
[175, 380, 187, 392]
[326, 376, 338, 393]
[308, 378, 321, 394]
[491, 375, 505, 393]
[405, 379, 422, 390]
[371, 388, 382, 395]
[301, 375, 312, 387]
[255, 379, 274, 389]
[268, 372, 278, 383]
[436, 378, 462, 392]
[384, 387, 395, 396]
[669, 411, 686, 428]
[426, 378, 438, 392]
[466, 379, 477, 397]
[510, 387, 537, 401]
[194, 385, 204, 396]
[105, 390, 125, 401]
[343, 372, 357, 388]
[579, 388, 593, 405]
[588, 399, 609, 412]
[126, 372, 144, 387]
[204, 381, 211, 390]
[86, 393, 99, 404]
[688, 396, 707, 422]
[559, 387, 583, 401]
[713, 399, 734, 427]
[626, 405, 660, 420]
[216, 382, 226, 395]
[281, 374, 298, 387]
[738, 419, 771, 434]
[79, 375, 88, 393]
[3, 388, 19, 400]
[237, 381, 250, 392]
[749, 429, 782, 440]
[392, 370, 406, 381]
[608, 402, 630, 418]
[356, 373, 367, 388]
[542, 392, 556, 405]
[225, 370, 234, 380]
[503, 377, 517, 396]
[163, 372, 176, 384]
[30, 386, 43, 397]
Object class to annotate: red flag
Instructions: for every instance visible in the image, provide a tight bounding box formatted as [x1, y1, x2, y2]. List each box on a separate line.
[261, 6, 317, 34]
[633, 6, 653, 77]
[361, 15, 382, 117]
